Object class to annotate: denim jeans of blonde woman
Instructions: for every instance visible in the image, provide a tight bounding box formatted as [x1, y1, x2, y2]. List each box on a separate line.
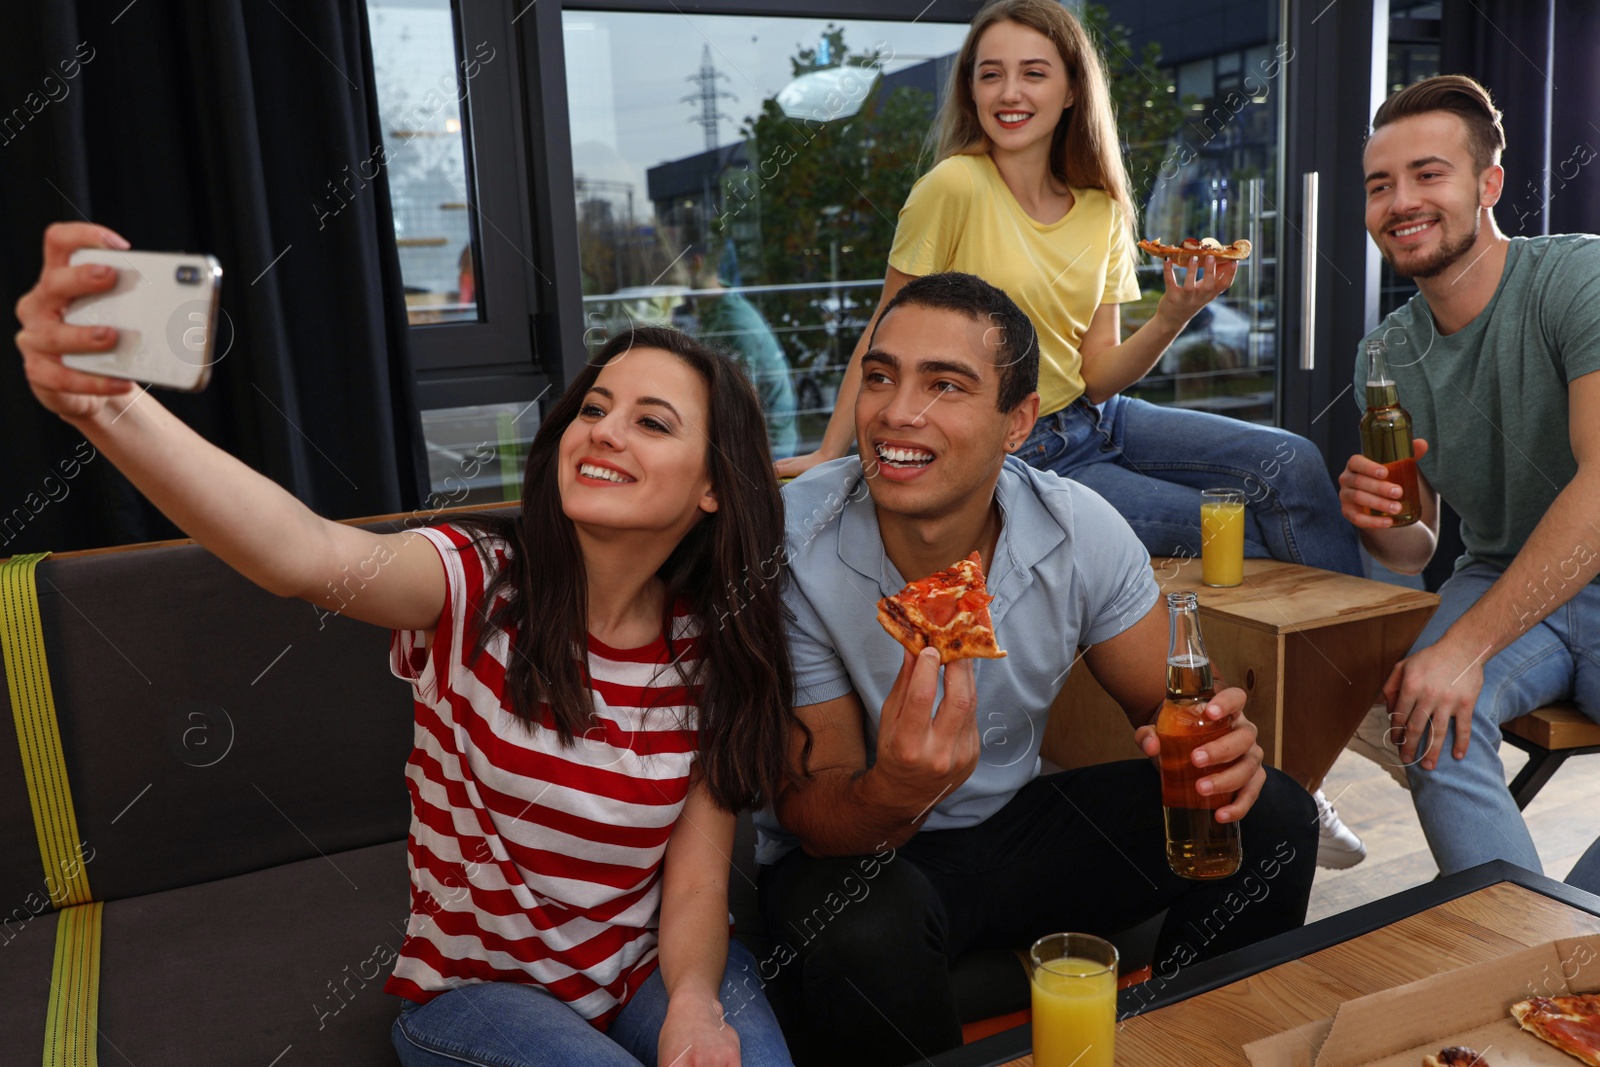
[1021, 394, 1363, 577]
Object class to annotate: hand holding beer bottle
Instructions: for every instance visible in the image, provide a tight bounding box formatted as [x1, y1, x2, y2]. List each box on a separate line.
[1154, 592, 1242, 879]
[1352, 338, 1423, 526]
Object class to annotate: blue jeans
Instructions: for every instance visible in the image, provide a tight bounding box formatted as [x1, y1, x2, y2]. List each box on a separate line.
[1401, 562, 1600, 876]
[391, 941, 793, 1067]
[1021, 394, 1363, 576]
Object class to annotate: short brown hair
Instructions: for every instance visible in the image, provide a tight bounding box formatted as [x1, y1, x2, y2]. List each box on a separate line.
[1371, 74, 1506, 173]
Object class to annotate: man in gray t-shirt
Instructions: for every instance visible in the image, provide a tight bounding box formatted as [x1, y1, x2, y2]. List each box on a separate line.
[1340, 75, 1600, 878]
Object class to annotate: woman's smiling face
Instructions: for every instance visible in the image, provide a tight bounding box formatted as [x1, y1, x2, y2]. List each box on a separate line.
[971, 19, 1074, 154]
[557, 347, 718, 539]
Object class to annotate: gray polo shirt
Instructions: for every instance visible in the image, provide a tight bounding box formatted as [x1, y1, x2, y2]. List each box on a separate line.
[755, 456, 1160, 865]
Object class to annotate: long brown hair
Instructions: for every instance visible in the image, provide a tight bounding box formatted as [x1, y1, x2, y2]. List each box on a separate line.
[934, 0, 1135, 230]
[455, 326, 803, 812]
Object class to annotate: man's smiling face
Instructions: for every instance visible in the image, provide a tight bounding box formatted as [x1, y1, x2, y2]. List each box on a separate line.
[855, 303, 1029, 522]
[1363, 111, 1501, 280]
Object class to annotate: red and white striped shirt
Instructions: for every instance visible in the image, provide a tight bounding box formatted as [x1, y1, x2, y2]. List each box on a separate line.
[384, 524, 701, 1027]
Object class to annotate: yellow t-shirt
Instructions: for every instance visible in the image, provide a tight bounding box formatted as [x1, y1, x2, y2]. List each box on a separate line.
[887, 153, 1142, 417]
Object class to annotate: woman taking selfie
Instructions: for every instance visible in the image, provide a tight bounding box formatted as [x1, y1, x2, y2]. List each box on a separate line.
[15, 223, 798, 1067]
[780, 0, 1361, 580]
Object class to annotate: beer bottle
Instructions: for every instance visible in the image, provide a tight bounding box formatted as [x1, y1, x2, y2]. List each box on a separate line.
[1156, 592, 1242, 880]
[1359, 338, 1421, 527]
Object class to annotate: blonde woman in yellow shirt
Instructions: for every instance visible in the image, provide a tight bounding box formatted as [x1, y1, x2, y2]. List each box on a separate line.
[779, 0, 1362, 580]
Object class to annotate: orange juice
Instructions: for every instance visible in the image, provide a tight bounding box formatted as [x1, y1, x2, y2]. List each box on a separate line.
[1200, 499, 1245, 587]
[1031, 957, 1116, 1067]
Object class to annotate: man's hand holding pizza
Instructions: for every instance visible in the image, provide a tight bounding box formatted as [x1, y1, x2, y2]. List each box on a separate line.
[870, 648, 980, 828]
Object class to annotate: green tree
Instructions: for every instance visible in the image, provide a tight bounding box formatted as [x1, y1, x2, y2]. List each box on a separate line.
[1078, 3, 1191, 212]
[728, 29, 933, 384]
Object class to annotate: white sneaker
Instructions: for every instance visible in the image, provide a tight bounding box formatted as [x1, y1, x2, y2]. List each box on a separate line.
[1345, 702, 1413, 790]
[1314, 788, 1367, 869]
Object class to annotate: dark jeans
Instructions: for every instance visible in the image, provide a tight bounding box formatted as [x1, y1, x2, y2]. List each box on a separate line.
[757, 761, 1317, 1067]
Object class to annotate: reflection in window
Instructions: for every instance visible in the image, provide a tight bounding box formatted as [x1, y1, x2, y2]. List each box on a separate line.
[421, 402, 540, 506]
[562, 12, 967, 454]
[368, 0, 488, 325]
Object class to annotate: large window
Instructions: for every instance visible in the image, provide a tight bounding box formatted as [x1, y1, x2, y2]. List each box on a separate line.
[361, 0, 1309, 496]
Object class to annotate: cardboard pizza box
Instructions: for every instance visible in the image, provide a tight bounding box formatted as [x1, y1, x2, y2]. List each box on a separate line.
[1244, 934, 1600, 1067]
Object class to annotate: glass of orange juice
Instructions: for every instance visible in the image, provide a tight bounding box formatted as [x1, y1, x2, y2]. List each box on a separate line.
[1200, 489, 1245, 587]
[1029, 932, 1117, 1067]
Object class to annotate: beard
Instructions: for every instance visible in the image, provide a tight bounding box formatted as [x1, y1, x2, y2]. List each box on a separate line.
[1384, 213, 1482, 279]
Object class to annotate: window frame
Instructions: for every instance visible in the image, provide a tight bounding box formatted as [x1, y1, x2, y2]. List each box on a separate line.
[388, 0, 550, 412]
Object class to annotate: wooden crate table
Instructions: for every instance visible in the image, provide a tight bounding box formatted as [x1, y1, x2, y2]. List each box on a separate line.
[1041, 557, 1439, 791]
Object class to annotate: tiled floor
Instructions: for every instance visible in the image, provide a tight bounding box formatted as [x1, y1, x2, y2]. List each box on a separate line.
[1307, 731, 1600, 922]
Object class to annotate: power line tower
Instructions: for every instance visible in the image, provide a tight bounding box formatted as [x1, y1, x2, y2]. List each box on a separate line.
[683, 44, 735, 151]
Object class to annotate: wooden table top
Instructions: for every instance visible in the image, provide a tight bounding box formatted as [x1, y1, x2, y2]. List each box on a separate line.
[946, 868, 1600, 1067]
[1150, 557, 1439, 636]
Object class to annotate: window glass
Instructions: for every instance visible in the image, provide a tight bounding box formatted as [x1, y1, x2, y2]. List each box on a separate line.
[369, 0, 485, 326]
[420, 402, 541, 507]
[1112, 3, 1284, 421]
[562, 11, 968, 457]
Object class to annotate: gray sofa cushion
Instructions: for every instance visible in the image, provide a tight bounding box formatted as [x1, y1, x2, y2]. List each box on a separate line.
[1, 840, 410, 1066]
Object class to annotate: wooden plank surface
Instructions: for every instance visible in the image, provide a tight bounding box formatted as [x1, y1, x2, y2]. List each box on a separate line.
[1504, 703, 1600, 749]
[1152, 557, 1438, 636]
[991, 883, 1598, 1066]
[1277, 605, 1435, 788]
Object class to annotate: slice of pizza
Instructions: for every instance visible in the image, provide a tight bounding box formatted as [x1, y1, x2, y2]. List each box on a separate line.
[1422, 1048, 1488, 1067]
[1511, 994, 1600, 1065]
[876, 552, 1007, 665]
[1137, 236, 1253, 261]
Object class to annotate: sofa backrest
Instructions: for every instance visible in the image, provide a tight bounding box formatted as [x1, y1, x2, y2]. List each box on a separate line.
[0, 508, 513, 912]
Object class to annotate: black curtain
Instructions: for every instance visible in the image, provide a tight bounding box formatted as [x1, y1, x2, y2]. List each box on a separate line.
[1440, 0, 1600, 238]
[0, 0, 426, 554]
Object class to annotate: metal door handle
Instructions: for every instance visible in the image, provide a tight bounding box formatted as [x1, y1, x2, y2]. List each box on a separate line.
[1300, 171, 1318, 370]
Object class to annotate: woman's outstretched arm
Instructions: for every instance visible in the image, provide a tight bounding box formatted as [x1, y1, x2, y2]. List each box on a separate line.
[14, 222, 445, 632]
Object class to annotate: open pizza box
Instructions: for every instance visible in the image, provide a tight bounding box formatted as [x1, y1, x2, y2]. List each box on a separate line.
[1244, 933, 1600, 1067]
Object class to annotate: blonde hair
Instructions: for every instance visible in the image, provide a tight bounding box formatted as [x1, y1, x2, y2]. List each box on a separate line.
[933, 0, 1135, 230]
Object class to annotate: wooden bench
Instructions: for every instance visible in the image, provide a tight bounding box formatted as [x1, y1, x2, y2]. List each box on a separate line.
[1502, 703, 1600, 809]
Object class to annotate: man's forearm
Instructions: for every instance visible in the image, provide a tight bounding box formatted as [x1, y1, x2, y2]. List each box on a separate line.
[1434, 472, 1600, 657]
[776, 767, 938, 857]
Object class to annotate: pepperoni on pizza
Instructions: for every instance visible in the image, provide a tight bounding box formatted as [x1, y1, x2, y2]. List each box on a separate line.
[876, 552, 1006, 665]
[1511, 993, 1600, 1065]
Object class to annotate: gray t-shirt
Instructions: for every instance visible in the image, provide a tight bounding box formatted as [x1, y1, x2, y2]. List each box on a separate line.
[1355, 234, 1600, 577]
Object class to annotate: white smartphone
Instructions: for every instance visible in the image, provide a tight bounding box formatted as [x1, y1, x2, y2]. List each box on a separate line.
[62, 249, 222, 392]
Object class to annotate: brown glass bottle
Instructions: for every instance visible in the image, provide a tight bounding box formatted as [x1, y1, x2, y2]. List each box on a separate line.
[1155, 592, 1241, 880]
[1359, 338, 1421, 527]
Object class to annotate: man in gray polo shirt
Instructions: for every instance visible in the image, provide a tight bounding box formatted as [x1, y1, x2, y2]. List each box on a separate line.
[755, 272, 1318, 1065]
[1339, 75, 1600, 878]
